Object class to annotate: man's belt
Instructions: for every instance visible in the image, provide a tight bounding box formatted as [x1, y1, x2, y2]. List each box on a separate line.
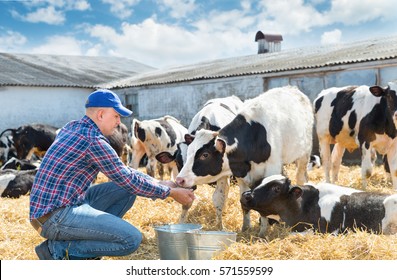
[30, 207, 64, 234]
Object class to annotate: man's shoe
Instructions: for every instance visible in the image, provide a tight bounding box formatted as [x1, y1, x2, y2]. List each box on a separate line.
[35, 240, 54, 260]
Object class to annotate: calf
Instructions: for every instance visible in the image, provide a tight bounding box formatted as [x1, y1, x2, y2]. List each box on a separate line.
[176, 86, 314, 237]
[2, 124, 59, 160]
[241, 175, 397, 234]
[0, 157, 40, 170]
[156, 95, 244, 228]
[314, 83, 397, 189]
[0, 169, 37, 198]
[130, 115, 188, 179]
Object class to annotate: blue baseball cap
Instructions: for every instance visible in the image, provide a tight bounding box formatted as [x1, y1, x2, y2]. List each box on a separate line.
[85, 89, 132, 117]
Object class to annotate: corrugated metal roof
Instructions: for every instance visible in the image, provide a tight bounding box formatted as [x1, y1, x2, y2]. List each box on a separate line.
[103, 35, 397, 89]
[0, 53, 156, 88]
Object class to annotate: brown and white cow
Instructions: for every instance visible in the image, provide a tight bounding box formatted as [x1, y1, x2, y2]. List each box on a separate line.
[175, 86, 314, 237]
[314, 82, 397, 189]
[241, 174, 397, 234]
[130, 115, 188, 179]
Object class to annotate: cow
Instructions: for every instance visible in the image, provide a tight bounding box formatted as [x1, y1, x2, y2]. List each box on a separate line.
[0, 133, 17, 167]
[130, 115, 188, 180]
[0, 157, 40, 171]
[314, 82, 397, 189]
[156, 95, 244, 228]
[175, 86, 314, 237]
[106, 123, 130, 165]
[0, 169, 37, 198]
[240, 174, 397, 235]
[1, 124, 59, 160]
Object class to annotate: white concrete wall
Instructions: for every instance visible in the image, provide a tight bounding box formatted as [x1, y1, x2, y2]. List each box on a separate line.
[0, 86, 92, 133]
[127, 76, 264, 127]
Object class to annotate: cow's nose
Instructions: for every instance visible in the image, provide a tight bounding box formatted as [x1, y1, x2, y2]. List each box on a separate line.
[176, 177, 185, 187]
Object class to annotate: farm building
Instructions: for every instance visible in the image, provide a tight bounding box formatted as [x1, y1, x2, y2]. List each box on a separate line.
[0, 53, 155, 133]
[102, 34, 397, 133]
[1, 34, 397, 140]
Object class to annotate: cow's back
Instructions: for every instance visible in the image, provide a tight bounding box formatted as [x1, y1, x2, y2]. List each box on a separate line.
[219, 86, 313, 183]
[229, 86, 313, 164]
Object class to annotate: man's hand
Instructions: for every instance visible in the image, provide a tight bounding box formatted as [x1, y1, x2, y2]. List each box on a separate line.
[168, 187, 196, 206]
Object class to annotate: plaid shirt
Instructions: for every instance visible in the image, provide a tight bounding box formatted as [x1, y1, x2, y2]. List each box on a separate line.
[30, 116, 170, 220]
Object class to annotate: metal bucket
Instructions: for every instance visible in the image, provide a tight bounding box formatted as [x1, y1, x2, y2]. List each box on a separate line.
[154, 224, 202, 260]
[186, 231, 237, 260]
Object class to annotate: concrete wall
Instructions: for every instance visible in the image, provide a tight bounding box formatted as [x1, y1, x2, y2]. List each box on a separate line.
[0, 86, 92, 133]
[118, 76, 264, 129]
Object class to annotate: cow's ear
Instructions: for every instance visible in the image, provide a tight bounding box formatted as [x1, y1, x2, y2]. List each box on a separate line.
[289, 186, 302, 199]
[156, 152, 174, 164]
[369, 86, 385, 97]
[184, 134, 195, 145]
[215, 138, 226, 154]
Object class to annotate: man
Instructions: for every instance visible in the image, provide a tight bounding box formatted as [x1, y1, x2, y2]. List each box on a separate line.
[29, 89, 195, 260]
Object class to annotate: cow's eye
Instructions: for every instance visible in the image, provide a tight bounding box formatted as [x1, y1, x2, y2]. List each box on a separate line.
[200, 152, 209, 160]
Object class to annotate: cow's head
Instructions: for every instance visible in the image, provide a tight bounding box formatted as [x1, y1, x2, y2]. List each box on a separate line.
[12, 126, 33, 159]
[240, 174, 302, 217]
[369, 82, 397, 132]
[156, 133, 194, 171]
[175, 129, 230, 187]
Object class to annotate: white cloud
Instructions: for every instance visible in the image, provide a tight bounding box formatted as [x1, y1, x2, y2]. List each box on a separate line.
[324, 0, 396, 25]
[11, 6, 65, 25]
[31, 36, 84, 55]
[321, 29, 342, 45]
[157, 0, 197, 18]
[101, 0, 141, 19]
[0, 31, 27, 51]
[86, 17, 255, 68]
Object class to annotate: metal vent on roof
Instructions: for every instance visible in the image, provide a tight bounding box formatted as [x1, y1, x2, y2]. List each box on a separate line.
[255, 31, 283, 54]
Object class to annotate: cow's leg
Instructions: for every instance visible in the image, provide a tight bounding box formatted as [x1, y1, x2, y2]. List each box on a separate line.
[157, 162, 164, 180]
[360, 146, 374, 189]
[238, 179, 251, 232]
[295, 154, 309, 185]
[146, 157, 157, 178]
[212, 176, 230, 230]
[319, 139, 331, 182]
[386, 146, 397, 190]
[130, 148, 145, 169]
[258, 216, 269, 238]
[331, 143, 345, 183]
[179, 203, 192, 224]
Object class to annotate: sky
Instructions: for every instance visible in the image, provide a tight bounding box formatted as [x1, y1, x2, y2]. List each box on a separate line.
[0, 0, 396, 69]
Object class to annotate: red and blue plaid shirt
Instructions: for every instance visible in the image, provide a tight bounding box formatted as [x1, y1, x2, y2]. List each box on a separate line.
[30, 116, 170, 220]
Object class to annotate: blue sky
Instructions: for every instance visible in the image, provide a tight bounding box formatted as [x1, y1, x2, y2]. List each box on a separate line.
[0, 0, 396, 69]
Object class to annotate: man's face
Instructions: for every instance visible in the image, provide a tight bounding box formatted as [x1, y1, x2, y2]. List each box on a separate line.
[98, 108, 121, 136]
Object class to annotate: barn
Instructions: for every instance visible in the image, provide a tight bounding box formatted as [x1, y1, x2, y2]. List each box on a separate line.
[103, 34, 397, 132]
[0, 53, 155, 133]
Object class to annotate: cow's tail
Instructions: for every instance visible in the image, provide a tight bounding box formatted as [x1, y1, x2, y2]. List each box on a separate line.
[0, 129, 15, 138]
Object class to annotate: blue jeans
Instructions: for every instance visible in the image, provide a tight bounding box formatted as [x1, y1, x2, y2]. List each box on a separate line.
[39, 182, 142, 260]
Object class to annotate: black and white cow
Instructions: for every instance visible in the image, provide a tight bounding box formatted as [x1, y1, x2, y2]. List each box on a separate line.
[314, 82, 397, 189]
[0, 157, 40, 170]
[156, 95, 244, 228]
[175, 86, 314, 237]
[0, 133, 17, 166]
[1, 124, 59, 160]
[130, 115, 188, 179]
[0, 169, 37, 198]
[241, 174, 397, 234]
